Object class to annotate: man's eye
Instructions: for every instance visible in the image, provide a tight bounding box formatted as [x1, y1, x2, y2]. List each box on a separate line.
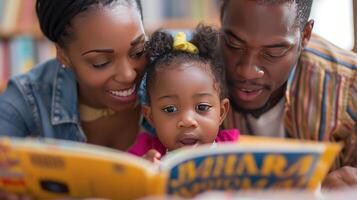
[223, 35, 243, 50]
[196, 104, 211, 112]
[264, 52, 284, 58]
[162, 105, 177, 113]
[92, 61, 111, 68]
[263, 49, 289, 60]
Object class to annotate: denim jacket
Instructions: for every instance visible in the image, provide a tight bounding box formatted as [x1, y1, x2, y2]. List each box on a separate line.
[0, 59, 87, 141]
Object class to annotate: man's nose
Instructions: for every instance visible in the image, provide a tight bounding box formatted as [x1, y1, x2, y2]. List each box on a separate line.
[235, 52, 264, 80]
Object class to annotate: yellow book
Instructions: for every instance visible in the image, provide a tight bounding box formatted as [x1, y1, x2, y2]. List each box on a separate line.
[0, 136, 341, 199]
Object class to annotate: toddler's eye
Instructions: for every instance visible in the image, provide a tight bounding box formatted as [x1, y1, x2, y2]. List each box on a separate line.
[162, 105, 177, 113]
[196, 104, 211, 112]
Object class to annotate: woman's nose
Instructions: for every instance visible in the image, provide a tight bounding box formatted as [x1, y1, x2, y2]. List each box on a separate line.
[113, 59, 137, 84]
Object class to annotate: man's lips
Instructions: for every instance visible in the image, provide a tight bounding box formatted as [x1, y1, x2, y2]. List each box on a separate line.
[228, 80, 269, 102]
[236, 88, 263, 101]
[228, 79, 270, 90]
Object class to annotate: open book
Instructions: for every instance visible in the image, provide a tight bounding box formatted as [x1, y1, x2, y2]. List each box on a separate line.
[0, 136, 341, 199]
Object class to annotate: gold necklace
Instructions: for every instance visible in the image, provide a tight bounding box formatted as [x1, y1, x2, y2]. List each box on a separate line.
[79, 104, 116, 122]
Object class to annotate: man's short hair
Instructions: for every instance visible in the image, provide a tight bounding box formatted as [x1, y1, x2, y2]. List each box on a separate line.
[220, 0, 313, 30]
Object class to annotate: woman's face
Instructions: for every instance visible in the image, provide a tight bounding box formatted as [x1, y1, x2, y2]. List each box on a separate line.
[58, 5, 146, 112]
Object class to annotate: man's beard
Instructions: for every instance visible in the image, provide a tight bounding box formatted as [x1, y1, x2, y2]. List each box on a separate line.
[230, 97, 274, 118]
[230, 83, 287, 118]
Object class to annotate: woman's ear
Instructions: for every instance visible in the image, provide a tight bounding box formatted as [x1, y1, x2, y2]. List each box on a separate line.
[142, 105, 155, 127]
[55, 44, 71, 68]
[219, 98, 230, 125]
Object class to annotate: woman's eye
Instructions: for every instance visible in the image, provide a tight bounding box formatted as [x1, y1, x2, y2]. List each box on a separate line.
[130, 46, 145, 58]
[92, 61, 111, 68]
[134, 49, 145, 58]
[162, 105, 177, 113]
[196, 104, 211, 112]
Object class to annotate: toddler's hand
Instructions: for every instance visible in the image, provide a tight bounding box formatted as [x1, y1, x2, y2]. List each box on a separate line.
[143, 149, 161, 165]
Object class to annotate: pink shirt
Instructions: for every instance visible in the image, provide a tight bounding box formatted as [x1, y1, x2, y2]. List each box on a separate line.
[128, 129, 240, 157]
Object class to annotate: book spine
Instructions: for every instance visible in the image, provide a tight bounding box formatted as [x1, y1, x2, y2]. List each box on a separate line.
[1, 0, 22, 35]
[9, 36, 35, 77]
[0, 40, 9, 90]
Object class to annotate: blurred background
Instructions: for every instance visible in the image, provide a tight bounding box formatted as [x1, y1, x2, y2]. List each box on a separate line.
[0, 0, 355, 92]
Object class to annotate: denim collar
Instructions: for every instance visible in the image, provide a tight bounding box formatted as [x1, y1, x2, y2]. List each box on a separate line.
[51, 62, 80, 125]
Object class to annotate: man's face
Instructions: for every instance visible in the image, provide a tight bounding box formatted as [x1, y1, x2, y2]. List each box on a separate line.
[220, 0, 303, 112]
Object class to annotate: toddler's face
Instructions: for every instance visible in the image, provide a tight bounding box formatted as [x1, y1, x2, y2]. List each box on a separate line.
[143, 62, 229, 151]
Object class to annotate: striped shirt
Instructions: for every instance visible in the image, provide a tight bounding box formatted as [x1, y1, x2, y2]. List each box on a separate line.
[224, 34, 357, 168]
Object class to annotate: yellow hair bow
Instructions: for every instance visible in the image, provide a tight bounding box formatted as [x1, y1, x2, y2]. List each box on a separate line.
[173, 32, 199, 54]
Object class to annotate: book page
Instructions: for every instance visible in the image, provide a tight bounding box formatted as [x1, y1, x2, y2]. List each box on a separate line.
[160, 139, 341, 198]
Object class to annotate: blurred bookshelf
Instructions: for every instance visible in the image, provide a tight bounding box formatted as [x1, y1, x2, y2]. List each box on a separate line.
[142, 0, 221, 32]
[0, 0, 220, 93]
[0, 0, 55, 93]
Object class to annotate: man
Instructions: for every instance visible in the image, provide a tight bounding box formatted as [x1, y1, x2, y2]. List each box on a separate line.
[219, 0, 357, 189]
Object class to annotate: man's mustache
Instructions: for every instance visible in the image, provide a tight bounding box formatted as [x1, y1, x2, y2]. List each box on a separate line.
[227, 79, 271, 90]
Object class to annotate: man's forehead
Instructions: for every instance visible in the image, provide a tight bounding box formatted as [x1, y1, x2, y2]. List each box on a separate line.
[222, 0, 298, 20]
[222, 0, 298, 33]
[221, 0, 300, 47]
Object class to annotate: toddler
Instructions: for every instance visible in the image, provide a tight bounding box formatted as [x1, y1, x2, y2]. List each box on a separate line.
[128, 24, 240, 162]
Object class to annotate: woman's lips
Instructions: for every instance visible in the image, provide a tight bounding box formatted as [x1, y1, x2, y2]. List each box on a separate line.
[108, 84, 136, 97]
[107, 84, 137, 103]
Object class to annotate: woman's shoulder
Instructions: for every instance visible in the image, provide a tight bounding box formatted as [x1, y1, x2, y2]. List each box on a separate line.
[0, 59, 78, 137]
[12, 59, 64, 87]
[4, 59, 76, 102]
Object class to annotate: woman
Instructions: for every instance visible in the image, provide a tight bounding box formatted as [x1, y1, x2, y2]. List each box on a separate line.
[0, 0, 146, 150]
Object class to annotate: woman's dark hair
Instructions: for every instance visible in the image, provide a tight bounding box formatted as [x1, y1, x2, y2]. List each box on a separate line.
[36, 0, 143, 47]
[144, 24, 227, 103]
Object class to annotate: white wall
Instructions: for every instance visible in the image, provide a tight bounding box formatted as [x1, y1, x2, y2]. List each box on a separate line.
[310, 0, 354, 50]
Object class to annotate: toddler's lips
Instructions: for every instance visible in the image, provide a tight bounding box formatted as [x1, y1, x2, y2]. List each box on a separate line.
[179, 138, 199, 146]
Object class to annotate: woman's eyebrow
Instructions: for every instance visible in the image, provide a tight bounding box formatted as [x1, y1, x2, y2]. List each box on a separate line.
[130, 34, 145, 46]
[81, 49, 114, 55]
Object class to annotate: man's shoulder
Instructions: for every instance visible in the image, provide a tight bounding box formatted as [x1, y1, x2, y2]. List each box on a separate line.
[302, 34, 357, 72]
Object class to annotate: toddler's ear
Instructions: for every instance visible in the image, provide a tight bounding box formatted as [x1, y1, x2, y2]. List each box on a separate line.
[142, 105, 154, 127]
[219, 98, 230, 125]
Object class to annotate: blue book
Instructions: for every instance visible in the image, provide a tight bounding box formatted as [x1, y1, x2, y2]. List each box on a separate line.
[9, 36, 35, 77]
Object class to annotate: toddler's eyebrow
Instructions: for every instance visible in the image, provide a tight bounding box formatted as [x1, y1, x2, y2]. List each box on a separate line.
[157, 94, 178, 101]
[193, 93, 214, 98]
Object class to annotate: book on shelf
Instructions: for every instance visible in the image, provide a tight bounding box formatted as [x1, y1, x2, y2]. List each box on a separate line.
[0, 37, 55, 93]
[0, 0, 39, 37]
[0, 136, 341, 199]
[0, 40, 9, 92]
[142, 0, 220, 32]
[9, 36, 36, 76]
